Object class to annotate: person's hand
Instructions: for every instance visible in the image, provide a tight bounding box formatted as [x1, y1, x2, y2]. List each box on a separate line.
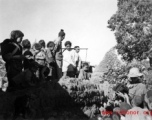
[124, 93, 129, 99]
[116, 91, 124, 98]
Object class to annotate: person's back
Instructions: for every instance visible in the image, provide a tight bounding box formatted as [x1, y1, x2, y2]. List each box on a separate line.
[125, 95, 149, 120]
[129, 83, 147, 99]
[127, 67, 147, 100]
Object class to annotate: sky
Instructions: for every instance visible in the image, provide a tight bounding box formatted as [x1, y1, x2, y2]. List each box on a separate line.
[0, 0, 117, 65]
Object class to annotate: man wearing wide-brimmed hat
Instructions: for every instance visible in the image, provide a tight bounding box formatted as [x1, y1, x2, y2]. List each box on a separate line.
[127, 67, 147, 101]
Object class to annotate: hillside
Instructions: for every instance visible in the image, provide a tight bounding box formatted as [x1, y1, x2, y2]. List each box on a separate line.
[92, 47, 124, 76]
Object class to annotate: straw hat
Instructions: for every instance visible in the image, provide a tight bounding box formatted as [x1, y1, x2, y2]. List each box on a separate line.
[127, 67, 143, 78]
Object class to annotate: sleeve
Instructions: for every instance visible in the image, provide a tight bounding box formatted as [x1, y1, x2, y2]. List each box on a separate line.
[142, 84, 147, 95]
[3, 44, 15, 61]
[45, 50, 50, 63]
[78, 55, 82, 70]
[129, 88, 136, 100]
[53, 40, 59, 54]
[70, 50, 76, 66]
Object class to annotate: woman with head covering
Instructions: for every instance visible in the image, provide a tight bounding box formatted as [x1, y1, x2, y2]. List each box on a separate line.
[53, 29, 66, 80]
[1, 30, 25, 91]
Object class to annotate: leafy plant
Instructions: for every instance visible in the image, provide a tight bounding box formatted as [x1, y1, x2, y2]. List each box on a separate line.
[108, 0, 152, 62]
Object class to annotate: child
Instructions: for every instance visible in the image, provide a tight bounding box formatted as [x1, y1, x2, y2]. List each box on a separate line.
[22, 39, 34, 70]
[46, 41, 57, 80]
[12, 60, 40, 89]
[34, 43, 46, 66]
[39, 39, 46, 53]
[34, 43, 47, 80]
[78, 62, 91, 80]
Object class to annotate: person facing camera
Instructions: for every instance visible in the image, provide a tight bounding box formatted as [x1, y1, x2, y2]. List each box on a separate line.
[62, 41, 76, 78]
[78, 62, 91, 80]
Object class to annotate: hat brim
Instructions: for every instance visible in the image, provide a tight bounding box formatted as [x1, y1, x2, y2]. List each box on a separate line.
[127, 73, 143, 78]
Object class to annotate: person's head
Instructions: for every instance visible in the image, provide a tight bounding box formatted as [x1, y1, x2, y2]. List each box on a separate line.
[10, 30, 24, 43]
[58, 29, 65, 41]
[34, 43, 42, 52]
[82, 62, 89, 71]
[39, 40, 45, 48]
[74, 46, 80, 53]
[65, 41, 72, 51]
[47, 41, 55, 51]
[127, 67, 143, 83]
[22, 39, 31, 49]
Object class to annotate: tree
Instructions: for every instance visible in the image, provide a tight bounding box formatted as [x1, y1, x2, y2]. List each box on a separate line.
[94, 47, 123, 73]
[108, 0, 152, 62]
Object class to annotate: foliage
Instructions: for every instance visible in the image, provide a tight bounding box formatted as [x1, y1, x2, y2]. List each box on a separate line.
[94, 47, 123, 73]
[108, 0, 152, 62]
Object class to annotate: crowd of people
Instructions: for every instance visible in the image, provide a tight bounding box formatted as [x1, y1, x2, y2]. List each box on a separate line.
[0, 29, 93, 119]
[93, 67, 152, 120]
[0, 30, 152, 120]
[0, 29, 92, 91]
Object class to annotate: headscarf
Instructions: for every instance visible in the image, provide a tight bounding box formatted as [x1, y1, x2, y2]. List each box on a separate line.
[58, 29, 65, 37]
[10, 30, 24, 41]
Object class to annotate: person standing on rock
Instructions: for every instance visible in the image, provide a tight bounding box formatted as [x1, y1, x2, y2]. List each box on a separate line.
[53, 29, 66, 80]
[71, 46, 82, 77]
[1, 30, 25, 91]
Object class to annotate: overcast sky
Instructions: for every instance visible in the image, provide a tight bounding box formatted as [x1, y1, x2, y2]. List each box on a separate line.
[0, 0, 117, 65]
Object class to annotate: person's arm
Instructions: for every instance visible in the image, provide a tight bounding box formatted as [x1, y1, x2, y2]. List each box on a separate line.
[52, 40, 59, 55]
[45, 49, 50, 64]
[78, 56, 82, 71]
[70, 50, 76, 66]
[4, 53, 25, 60]
[124, 93, 131, 105]
[12, 55, 25, 60]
